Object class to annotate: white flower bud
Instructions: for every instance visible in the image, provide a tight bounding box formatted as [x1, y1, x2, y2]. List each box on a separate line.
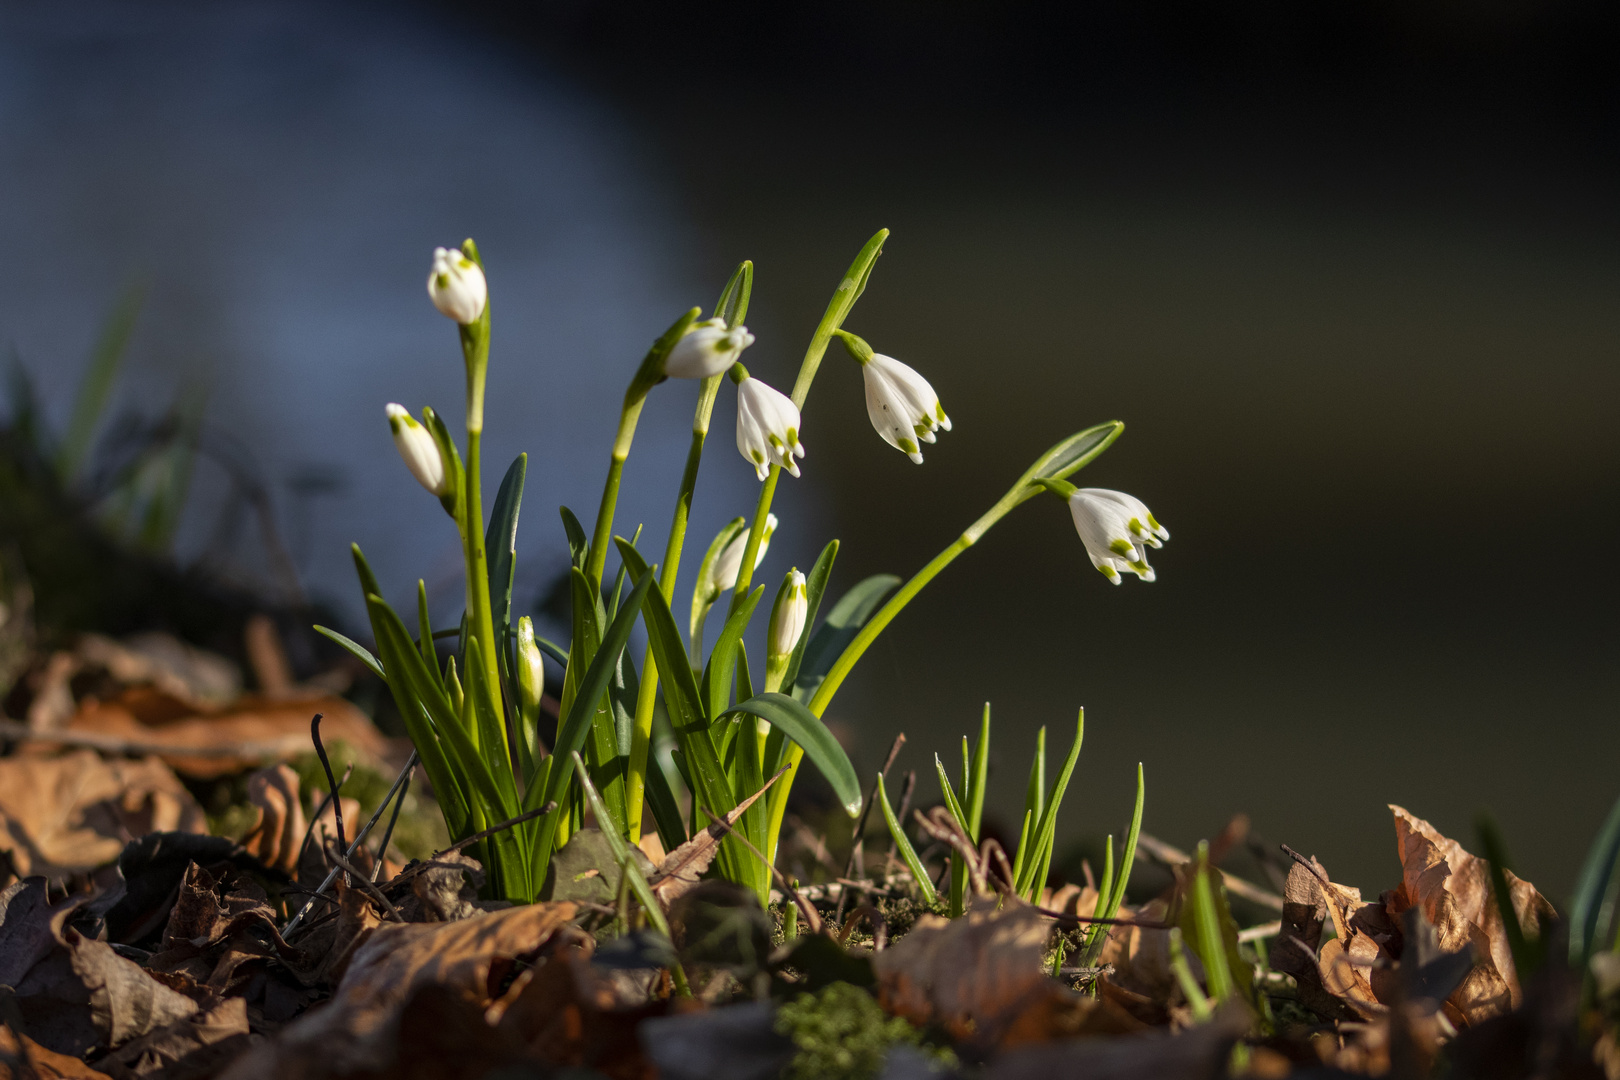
[1066, 488, 1167, 584]
[386, 403, 448, 495]
[769, 569, 808, 660]
[426, 246, 487, 324]
[515, 616, 545, 717]
[861, 353, 951, 464]
[735, 375, 805, 481]
[665, 318, 756, 379]
[708, 513, 778, 593]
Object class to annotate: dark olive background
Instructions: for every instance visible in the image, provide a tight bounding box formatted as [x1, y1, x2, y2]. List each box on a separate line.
[7, 0, 1616, 898]
[476, 0, 1620, 895]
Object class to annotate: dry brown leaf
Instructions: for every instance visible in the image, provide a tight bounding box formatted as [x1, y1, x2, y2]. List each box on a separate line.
[65, 691, 392, 779]
[2, 881, 200, 1059]
[1269, 859, 1361, 1022]
[874, 898, 1068, 1049]
[649, 770, 782, 907]
[489, 939, 663, 1079]
[89, 996, 250, 1080]
[0, 1024, 112, 1079]
[0, 751, 205, 880]
[1095, 898, 1177, 1002]
[988, 999, 1251, 1080]
[396, 852, 482, 923]
[219, 900, 579, 1080]
[238, 764, 303, 873]
[1384, 804, 1554, 1026]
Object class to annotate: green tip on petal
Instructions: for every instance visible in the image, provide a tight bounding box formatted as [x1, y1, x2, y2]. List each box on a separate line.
[899, 436, 919, 454]
[1109, 538, 1134, 557]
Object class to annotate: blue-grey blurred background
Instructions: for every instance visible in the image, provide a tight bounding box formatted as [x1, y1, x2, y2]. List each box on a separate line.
[2, 0, 1615, 893]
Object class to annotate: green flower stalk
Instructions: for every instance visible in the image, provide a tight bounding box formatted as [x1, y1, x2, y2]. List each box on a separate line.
[624, 263, 754, 840]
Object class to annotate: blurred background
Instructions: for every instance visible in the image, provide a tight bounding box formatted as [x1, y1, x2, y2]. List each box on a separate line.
[1, 0, 1616, 893]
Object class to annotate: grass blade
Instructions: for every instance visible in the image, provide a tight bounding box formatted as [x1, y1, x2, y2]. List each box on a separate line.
[878, 774, 936, 905]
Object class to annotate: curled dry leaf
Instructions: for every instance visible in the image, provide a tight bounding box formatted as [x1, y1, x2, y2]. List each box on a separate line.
[874, 898, 1113, 1051]
[0, 750, 204, 881]
[1, 879, 199, 1060]
[220, 900, 579, 1080]
[1384, 804, 1555, 1026]
[649, 768, 784, 908]
[238, 764, 304, 874]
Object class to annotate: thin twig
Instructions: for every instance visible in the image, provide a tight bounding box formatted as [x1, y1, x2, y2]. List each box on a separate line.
[310, 714, 348, 872]
[430, 803, 553, 859]
[1034, 905, 1174, 929]
[1137, 832, 1285, 912]
[282, 751, 418, 936]
[324, 843, 404, 922]
[914, 807, 986, 897]
[699, 807, 822, 936]
[294, 762, 354, 877]
[983, 837, 1017, 897]
[371, 762, 414, 882]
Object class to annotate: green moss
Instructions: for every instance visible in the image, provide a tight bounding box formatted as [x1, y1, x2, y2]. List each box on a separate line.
[774, 982, 953, 1080]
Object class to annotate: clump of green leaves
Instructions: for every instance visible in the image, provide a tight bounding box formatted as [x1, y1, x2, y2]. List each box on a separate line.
[774, 982, 951, 1080]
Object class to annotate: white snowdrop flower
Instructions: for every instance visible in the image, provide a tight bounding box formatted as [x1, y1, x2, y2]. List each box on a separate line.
[769, 569, 808, 660]
[1079, 488, 1170, 549]
[385, 404, 448, 495]
[735, 371, 805, 481]
[708, 513, 778, 592]
[426, 246, 487, 324]
[665, 317, 756, 379]
[1067, 489, 1166, 584]
[862, 353, 951, 464]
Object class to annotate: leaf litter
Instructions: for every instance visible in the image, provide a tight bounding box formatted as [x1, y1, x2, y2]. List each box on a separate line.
[0, 646, 1610, 1080]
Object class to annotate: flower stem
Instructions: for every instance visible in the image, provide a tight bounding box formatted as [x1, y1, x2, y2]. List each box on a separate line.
[585, 398, 647, 589]
[625, 375, 721, 839]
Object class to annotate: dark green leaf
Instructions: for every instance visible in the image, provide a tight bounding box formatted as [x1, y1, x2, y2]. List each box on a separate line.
[485, 453, 527, 649]
[560, 505, 590, 572]
[722, 693, 861, 818]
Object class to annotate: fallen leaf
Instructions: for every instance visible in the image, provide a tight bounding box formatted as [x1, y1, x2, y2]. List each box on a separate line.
[1268, 858, 1360, 1022]
[395, 851, 482, 923]
[219, 900, 579, 1079]
[648, 772, 781, 907]
[238, 765, 304, 874]
[988, 1002, 1250, 1080]
[0, 1024, 112, 1079]
[489, 940, 664, 1079]
[873, 898, 1066, 1049]
[1094, 898, 1177, 1002]
[101, 833, 264, 947]
[1384, 804, 1554, 1026]
[65, 692, 393, 779]
[544, 828, 655, 906]
[0, 751, 205, 882]
[2, 880, 199, 1059]
[88, 996, 250, 1080]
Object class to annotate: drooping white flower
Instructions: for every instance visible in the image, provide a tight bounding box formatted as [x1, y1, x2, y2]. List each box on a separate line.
[708, 513, 778, 592]
[385, 403, 448, 495]
[665, 317, 756, 379]
[1066, 489, 1166, 584]
[769, 569, 808, 660]
[862, 353, 951, 463]
[735, 375, 805, 481]
[427, 246, 487, 324]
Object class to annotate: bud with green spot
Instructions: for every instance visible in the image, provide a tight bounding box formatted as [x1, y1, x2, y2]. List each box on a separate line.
[386, 403, 449, 496]
[427, 245, 487, 324]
